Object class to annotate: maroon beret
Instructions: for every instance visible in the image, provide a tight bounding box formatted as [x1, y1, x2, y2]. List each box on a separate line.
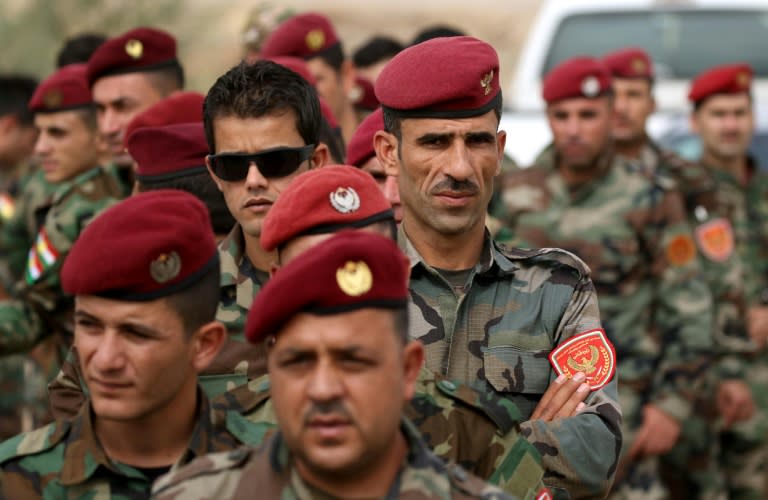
[319, 97, 339, 130]
[123, 92, 204, 147]
[351, 76, 379, 111]
[266, 56, 317, 86]
[246, 230, 409, 343]
[62, 190, 217, 301]
[260, 13, 340, 60]
[346, 107, 383, 167]
[542, 56, 612, 103]
[29, 64, 92, 112]
[375, 36, 500, 118]
[128, 123, 208, 182]
[260, 164, 393, 251]
[87, 27, 178, 86]
[602, 47, 654, 79]
[688, 64, 753, 103]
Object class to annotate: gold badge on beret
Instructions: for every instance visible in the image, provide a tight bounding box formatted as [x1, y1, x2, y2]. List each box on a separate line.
[581, 76, 600, 97]
[150, 251, 181, 283]
[480, 70, 494, 96]
[125, 39, 144, 60]
[43, 90, 62, 109]
[329, 187, 360, 214]
[737, 71, 751, 88]
[336, 260, 372, 296]
[305, 29, 325, 51]
[631, 58, 646, 75]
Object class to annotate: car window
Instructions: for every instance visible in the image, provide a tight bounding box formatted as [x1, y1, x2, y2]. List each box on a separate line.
[543, 10, 768, 78]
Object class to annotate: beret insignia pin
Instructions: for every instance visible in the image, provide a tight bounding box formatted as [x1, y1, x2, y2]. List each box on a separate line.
[43, 90, 62, 109]
[737, 71, 750, 88]
[329, 186, 360, 214]
[125, 39, 144, 60]
[150, 251, 181, 283]
[581, 76, 600, 97]
[480, 70, 494, 96]
[305, 29, 325, 51]
[336, 261, 373, 296]
[631, 58, 646, 75]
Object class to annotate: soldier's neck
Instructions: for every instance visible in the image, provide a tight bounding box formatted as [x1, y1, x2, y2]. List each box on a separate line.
[613, 135, 647, 159]
[702, 150, 749, 186]
[339, 103, 360, 145]
[94, 380, 198, 468]
[403, 217, 485, 270]
[296, 431, 408, 497]
[244, 231, 277, 273]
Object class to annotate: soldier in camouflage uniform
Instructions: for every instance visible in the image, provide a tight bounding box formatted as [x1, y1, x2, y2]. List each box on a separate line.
[152, 231, 517, 500]
[684, 64, 768, 500]
[211, 164, 550, 497]
[0, 191, 267, 498]
[497, 56, 714, 498]
[372, 39, 622, 498]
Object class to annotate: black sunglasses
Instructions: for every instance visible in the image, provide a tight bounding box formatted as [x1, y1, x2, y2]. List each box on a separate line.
[207, 144, 315, 181]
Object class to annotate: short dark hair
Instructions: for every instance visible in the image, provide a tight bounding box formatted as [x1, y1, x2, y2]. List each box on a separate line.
[56, 33, 106, 67]
[313, 43, 345, 73]
[692, 92, 752, 112]
[73, 106, 98, 131]
[410, 25, 465, 46]
[0, 75, 38, 126]
[392, 308, 409, 344]
[136, 172, 236, 235]
[353, 36, 403, 69]
[144, 64, 185, 96]
[382, 101, 503, 140]
[164, 262, 220, 336]
[203, 60, 322, 152]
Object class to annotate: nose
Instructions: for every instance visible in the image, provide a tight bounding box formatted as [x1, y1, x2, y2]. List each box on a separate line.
[306, 359, 344, 403]
[34, 133, 52, 157]
[244, 163, 269, 190]
[442, 142, 474, 181]
[90, 331, 126, 373]
[99, 108, 122, 138]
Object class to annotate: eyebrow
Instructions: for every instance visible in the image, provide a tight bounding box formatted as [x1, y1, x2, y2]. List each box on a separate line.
[416, 132, 454, 145]
[278, 345, 369, 358]
[74, 310, 162, 338]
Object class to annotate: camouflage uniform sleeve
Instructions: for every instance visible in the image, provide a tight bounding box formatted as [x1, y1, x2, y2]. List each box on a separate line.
[47, 346, 87, 420]
[519, 262, 622, 499]
[642, 186, 713, 421]
[151, 447, 252, 499]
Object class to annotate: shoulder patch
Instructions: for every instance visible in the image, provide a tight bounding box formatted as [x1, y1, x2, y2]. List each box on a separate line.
[666, 234, 697, 266]
[0, 421, 67, 463]
[497, 244, 591, 279]
[695, 218, 734, 262]
[548, 329, 616, 390]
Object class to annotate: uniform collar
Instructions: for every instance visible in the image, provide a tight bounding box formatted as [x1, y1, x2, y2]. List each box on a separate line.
[219, 223, 247, 287]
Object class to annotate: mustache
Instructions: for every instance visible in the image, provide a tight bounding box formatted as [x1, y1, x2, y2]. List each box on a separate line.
[430, 177, 479, 195]
[303, 400, 353, 423]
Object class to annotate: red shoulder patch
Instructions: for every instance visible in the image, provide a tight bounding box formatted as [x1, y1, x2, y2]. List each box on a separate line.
[666, 234, 697, 266]
[536, 487, 553, 500]
[695, 218, 734, 262]
[548, 329, 616, 391]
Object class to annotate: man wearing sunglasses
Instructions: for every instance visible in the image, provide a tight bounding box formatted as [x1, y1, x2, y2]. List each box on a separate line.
[200, 60, 330, 395]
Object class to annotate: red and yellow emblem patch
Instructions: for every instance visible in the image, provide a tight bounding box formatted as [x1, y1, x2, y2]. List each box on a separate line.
[695, 218, 734, 262]
[548, 329, 616, 391]
[665, 234, 696, 266]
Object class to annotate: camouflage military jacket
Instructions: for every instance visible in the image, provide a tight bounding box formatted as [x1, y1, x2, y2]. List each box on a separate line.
[0, 166, 122, 356]
[399, 226, 622, 498]
[212, 367, 549, 498]
[498, 149, 713, 424]
[0, 390, 262, 499]
[151, 418, 516, 500]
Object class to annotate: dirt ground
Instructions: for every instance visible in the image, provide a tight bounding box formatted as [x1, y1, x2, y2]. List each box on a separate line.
[181, 0, 542, 92]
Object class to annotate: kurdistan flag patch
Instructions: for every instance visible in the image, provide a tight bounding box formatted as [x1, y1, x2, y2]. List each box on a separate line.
[25, 228, 59, 284]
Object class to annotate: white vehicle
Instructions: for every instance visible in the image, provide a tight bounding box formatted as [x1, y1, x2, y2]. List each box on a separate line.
[501, 0, 768, 166]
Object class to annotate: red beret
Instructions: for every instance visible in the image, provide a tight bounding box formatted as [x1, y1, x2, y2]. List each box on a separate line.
[542, 56, 612, 103]
[123, 92, 204, 147]
[246, 230, 409, 343]
[29, 64, 92, 113]
[602, 47, 654, 79]
[375, 36, 500, 118]
[266, 56, 317, 86]
[260, 13, 340, 60]
[346, 107, 383, 167]
[351, 76, 379, 111]
[128, 123, 208, 182]
[87, 27, 178, 86]
[62, 190, 217, 301]
[688, 64, 753, 103]
[260, 164, 393, 251]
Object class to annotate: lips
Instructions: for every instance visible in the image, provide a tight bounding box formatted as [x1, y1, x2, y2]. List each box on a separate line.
[89, 378, 132, 393]
[306, 415, 352, 440]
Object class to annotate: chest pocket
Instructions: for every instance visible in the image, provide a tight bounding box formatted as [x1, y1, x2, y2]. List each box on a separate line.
[483, 345, 551, 396]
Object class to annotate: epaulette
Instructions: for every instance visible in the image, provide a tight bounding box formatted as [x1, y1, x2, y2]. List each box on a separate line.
[496, 243, 591, 280]
[153, 446, 254, 493]
[50, 167, 104, 205]
[0, 421, 69, 464]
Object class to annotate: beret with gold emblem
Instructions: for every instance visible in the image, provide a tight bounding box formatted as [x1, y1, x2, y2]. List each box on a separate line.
[542, 56, 612, 104]
[602, 47, 654, 79]
[123, 91, 204, 147]
[688, 63, 753, 104]
[260, 164, 394, 251]
[61, 190, 218, 301]
[260, 13, 340, 60]
[28, 64, 92, 113]
[351, 76, 379, 111]
[86, 27, 178, 86]
[246, 230, 409, 344]
[127, 123, 208, 183]
[375, 36, 501, 118]
[346, 107, 383, 167]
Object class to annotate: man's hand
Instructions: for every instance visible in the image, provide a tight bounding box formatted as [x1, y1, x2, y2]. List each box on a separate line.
[747, 306, 768, 348]
[627, 404, 681, 460]
[717, 379, 755, 428]
[531, 371, 590, 422]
